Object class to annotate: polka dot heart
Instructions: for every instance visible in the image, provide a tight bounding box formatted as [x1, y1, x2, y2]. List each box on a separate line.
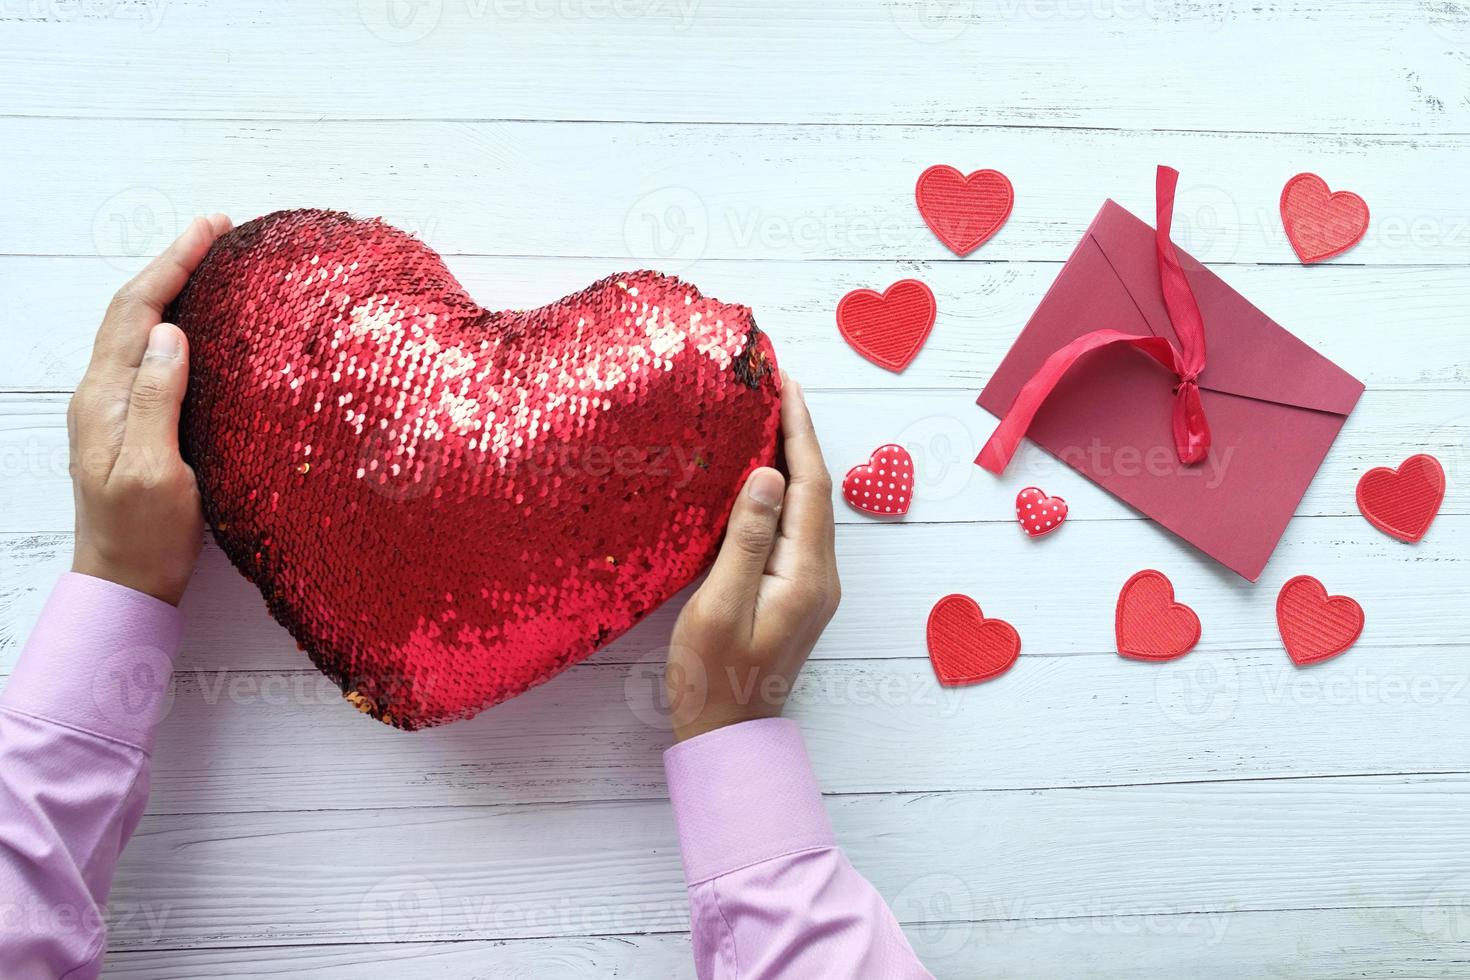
[842, 443, 914, 516]
[1015, 486, 1067, 537]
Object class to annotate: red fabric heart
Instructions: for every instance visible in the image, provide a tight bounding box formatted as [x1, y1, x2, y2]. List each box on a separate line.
[842, 444, 914, 516]
[1356, 453, 1445, 543]
[1280, 173, 1370, 264]
[915, 165, 1014, 256]
[835, 279, 936, 372]
[1115, 569, 1201, 662]
[926, 594, 1020, 686]
[1276, 575, 1365, 666]
[169, 210, 781, 729]
[1015, 486, 1067, 537]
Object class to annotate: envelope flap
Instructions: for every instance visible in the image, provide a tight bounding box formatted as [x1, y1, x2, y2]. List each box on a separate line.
[1089, 200, 1365, 416]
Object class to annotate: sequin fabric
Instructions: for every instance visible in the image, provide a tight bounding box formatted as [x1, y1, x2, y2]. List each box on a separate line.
[169, 210, 782, 729]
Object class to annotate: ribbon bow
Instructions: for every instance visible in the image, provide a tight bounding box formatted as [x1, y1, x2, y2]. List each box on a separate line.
[976, 165, 1211, 474]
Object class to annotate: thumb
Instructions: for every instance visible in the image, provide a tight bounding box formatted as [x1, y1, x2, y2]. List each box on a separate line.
[702, 467, 786, 615]
[120, 322, 189, 459]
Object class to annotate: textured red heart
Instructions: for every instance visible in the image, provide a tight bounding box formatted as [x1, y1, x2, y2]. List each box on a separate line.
[1356, 453, 1445, 543]
[1115, 569, 1201, 662]
[1280, 173, 1370, 264]
[915, 165, 1014, 257]
[169, 210, 781, 729]
[1015, 486, 1067, 537]
[842, 443, 914, 516]
[835, 279, 936, 372]
[926, 594, 1020, 686]
[1276, 575, 1364, 666]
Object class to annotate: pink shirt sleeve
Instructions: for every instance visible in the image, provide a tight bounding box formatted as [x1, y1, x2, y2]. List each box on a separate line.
[0, 573, 183, 980]
[664, 718, 933, 979]
[2, 577, 931, 979]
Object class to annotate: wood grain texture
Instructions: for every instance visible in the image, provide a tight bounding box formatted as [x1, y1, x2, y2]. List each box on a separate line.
[102, 776, 1470, 949]
[5, 256, 1470, 393]
[4, 512, 1465, 677]
[95, 906, 1470, 980]
[5, 120, 1469, 265]
[49, 644, 1470, 814]
[1, 0, 1467, 133]
[4, 388, 1468, 532]
[2, 1, 1468, 975]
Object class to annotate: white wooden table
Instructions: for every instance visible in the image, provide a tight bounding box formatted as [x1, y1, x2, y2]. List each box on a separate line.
[3, 2, 1469, 976]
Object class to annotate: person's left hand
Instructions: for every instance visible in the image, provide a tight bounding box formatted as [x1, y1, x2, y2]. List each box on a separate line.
[665, 376, 842, 741]
[68, 214, 231, 606]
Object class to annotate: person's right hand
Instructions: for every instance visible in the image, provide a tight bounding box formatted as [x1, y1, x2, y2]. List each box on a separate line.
[665, 375, 842, 742]
[68, 215, 231, 606]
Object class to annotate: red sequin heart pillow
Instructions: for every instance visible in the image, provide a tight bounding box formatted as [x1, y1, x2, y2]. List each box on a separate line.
[170, 210, 781, 729]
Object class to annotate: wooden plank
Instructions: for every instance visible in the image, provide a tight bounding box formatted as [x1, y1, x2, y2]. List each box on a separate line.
[4, 4, 1464, 976]
[3, 387, 1467, 535]
[104, 935, 697, 979]
[32, 643, 1462, 813]
[97, 905, 1470, 979]
[4, 511, 1464, 675]
[2, 0, 1466, 134]
[5, 255, 1470, 393]
[5, 120, 1470, 264]
[101, 775, 1470, 948]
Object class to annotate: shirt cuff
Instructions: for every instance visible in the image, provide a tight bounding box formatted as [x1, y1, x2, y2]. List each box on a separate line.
[663, 717, 836, 886]
[0, 572, 184, 755]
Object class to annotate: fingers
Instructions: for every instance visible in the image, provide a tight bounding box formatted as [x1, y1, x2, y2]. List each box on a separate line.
[75, 214, 225, 474]
[701, 467, 787, 626]
[776, 375, 835, 555]
[116, 323, 189, 478]
[90, 214, 227, 380]
[118, 214, 224, 322]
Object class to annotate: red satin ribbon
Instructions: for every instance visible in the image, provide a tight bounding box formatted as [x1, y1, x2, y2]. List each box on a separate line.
[976, 166, 1211, 474]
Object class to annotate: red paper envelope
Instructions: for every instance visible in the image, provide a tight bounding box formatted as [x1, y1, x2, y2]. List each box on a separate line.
[977, 186, 1364, 581]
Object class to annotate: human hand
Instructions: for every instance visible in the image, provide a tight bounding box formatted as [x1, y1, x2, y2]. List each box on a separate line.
[666, 375, 841, 742]
[68, 215, 231, 606]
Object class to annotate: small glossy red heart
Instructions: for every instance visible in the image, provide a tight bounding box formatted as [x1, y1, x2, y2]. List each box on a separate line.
[836, 278, 936, 372]
[842, 443, 914, 516]
[1115, 570, 1201, 662]
[1276, 575, 1365, 666]
[1280, 173, 1370, 264]
[915, 165, 1014, 256]
[1356, 453, 1445, 543]
[926, 594, 1020, 686]
[1015, 486, 1067, 537]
